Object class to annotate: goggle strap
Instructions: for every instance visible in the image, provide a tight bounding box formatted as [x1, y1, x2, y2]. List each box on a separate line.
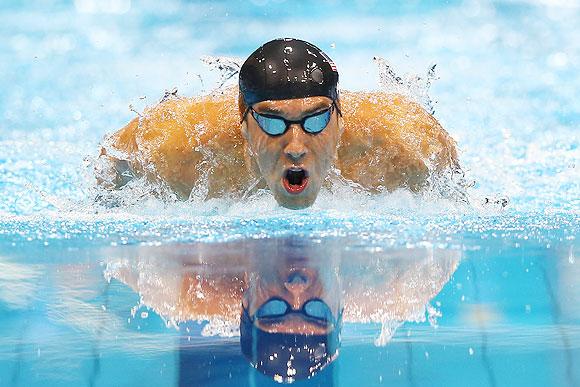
[240, 106, 251, 124]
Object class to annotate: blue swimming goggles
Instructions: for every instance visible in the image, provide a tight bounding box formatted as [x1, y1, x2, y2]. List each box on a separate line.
[242, 101, 342, 136]
[252, 297, 336, 323]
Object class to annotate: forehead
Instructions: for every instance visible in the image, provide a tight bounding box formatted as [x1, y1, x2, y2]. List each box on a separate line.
[253, 96, 333, 115]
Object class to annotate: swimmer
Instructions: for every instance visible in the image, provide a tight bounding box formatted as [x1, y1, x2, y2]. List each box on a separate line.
[96, 38, 459, 209]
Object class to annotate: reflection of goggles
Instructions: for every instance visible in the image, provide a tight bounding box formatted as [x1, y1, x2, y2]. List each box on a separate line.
[242, 101, 342, 136]
[253, 297, 335, 323]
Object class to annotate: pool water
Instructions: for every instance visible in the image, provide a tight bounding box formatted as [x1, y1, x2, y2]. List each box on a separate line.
[0, 0, 578, 386]
[1, 238, 578, 386]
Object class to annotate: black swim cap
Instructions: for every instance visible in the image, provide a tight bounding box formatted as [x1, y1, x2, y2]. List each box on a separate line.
[240, 307, 341, 382]
[239, 38, 339, 106]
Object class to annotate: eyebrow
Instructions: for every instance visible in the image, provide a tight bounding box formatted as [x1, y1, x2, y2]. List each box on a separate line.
[257, 103, 332, 117]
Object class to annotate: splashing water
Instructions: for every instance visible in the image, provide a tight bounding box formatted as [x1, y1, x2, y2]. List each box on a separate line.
[374, 57, 439, 115]
[2, 47, 570, 259]
[200, 55, 243, 90]
[88, 54, 487, 216]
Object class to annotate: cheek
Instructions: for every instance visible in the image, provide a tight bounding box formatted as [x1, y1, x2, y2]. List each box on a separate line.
[314, 134, 339, 168]
[251, 134, 280, 171]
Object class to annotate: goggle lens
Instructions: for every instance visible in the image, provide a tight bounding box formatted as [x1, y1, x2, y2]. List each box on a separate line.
[254, 298, 334, 322]
[252, 111, 287, 136]
[303, 110, 331, 134]
[255, 298, 288, 319]
[303, 299, 333, 322]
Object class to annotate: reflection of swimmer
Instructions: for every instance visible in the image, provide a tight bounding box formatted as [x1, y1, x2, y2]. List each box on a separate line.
[105, 238, 459, 383]
[96, 38, 459, 209]
[108, 239, 343, 382]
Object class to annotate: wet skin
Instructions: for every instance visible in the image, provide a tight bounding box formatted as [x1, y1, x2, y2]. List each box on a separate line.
[241, 96, 343, 210]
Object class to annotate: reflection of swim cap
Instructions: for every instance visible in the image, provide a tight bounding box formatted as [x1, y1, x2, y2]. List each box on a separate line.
[239, 38, 339, 106]
[240, 307, 341, 383]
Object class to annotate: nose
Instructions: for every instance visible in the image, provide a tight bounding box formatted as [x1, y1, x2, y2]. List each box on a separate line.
[283, 268, 317, 309]
[283, 125, 308, 163]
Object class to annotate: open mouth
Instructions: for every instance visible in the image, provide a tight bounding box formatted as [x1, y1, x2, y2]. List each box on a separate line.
[282, 167, 309, 194]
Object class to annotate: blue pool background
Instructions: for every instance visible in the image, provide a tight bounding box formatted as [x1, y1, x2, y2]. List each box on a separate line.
[0, 0, 579, 386]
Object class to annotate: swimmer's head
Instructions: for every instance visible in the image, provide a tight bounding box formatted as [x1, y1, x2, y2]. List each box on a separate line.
[239, 38, 343, 209]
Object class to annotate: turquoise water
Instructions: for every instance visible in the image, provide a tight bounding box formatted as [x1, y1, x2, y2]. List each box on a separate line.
[0, 0, 578, 386]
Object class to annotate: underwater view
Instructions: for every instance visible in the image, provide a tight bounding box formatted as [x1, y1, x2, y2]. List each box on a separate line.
[0, 0, 578, 386]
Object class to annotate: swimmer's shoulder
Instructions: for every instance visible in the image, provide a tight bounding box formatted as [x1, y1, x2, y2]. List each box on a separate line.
[96, 97, 200, 193]
[340, 90, 447, 137]
[124, 88, 239, 149]
[105, 86, 240, 151]
[336, 91, 458, 191]
[98, 87, 247, 198]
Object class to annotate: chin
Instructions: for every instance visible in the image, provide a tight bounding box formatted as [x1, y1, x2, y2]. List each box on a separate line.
[280, 200, 313, 210]
[275, 191, 317, 210]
